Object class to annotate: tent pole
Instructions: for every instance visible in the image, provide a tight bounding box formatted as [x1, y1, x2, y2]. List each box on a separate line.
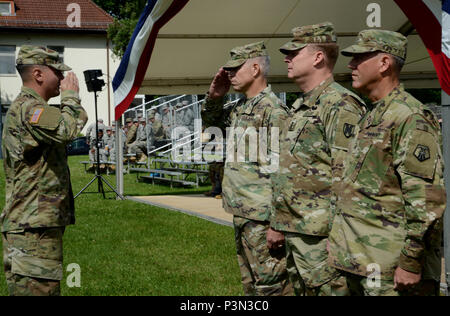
[442, 90, 450, 295]
[115, 118, 124, 199]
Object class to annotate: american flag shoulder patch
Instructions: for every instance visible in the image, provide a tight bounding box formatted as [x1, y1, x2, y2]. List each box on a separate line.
[30, 108, 44, 124]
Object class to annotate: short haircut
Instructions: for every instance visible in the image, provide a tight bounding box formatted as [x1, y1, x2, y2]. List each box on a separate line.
[250, 55, 271, 77]
[390, 54, 405, 74]
[308, 43, 340, 68]
[16, 64, 45, 82]
[16, 64, 33, 81]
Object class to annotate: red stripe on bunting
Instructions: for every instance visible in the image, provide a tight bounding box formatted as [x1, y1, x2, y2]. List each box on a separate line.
[115, 0, 190, 121]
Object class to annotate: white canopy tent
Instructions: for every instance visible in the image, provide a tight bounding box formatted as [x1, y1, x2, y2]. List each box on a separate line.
[139, 0, 438, 95]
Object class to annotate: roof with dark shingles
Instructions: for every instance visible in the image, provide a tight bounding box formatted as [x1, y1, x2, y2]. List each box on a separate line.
[0, 0, 113, 31]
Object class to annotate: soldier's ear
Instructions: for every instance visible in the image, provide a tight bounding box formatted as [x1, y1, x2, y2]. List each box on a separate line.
[312, 50, 325, 67]
[31, 66, 45, 83]
[379, 54, 392, 74]
[252, 62, 262, 78]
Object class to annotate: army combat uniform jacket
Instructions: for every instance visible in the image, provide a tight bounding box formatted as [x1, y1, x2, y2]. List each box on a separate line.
[328, 85, 446, 280]
[1, 87, 88, 232]
[152, 120, 165, 142]
[271, 77, 366, 236]
[126, 124, 138, 145]
[137, 124, 147, 142]
[202, 86, 289, 221]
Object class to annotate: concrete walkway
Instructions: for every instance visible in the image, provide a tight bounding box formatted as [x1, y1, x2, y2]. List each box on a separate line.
[127, 194, 233, 227]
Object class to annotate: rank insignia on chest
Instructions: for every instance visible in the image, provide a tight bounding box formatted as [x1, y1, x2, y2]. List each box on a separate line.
[30, 108, 44, 124]
[343, 123, 355, 138]
[414, 145, 430, 162]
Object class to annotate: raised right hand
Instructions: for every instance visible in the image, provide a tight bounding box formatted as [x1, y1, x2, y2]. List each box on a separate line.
[60, 72, 80, 93]
[208, 68, 231, 99]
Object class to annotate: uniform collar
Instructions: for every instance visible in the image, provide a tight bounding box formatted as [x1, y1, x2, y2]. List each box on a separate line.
[241, 85, 272, 114]
[292, 76, 334, 112]
[21, 86, 48, 106]
[367, 84, 404, 126]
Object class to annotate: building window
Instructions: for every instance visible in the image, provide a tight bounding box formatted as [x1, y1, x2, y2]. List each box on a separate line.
[0, 1, 15, 16]
[0, 45, 16, 75]
[47, 46, 64, 63]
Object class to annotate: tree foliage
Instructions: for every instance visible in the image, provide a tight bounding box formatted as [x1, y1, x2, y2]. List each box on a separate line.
[93, 0, 148, 58]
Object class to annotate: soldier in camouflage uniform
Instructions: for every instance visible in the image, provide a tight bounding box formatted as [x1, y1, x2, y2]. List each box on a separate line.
[151, 112, 166, 149]
[104, 126, 115, 162]
[327, 30, 446, 296]
[86, 118, 105, 145]
[202, 41, 293, 296]
[1, 45, 88, 296]
[181, 100, 195, 132]
[162, 105, 172, 139]
[146, 112, 155, 151]
[125, 118, 139, 161]
[123, 117, 132, 137]
[133, 117, 148, 162]
[270, 22, 366, 296]
[89, 128, 108, 170]
[175, 102, 184, 127]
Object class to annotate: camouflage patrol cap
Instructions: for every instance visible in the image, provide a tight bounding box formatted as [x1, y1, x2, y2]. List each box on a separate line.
[341, 30, 407, 60]
[182, 100, 189, 106]
[280, 22, 337, 55]
[125, 118, 132, 123]
[223, 41, 268, 70]
[106, 126, 112, 131]
[16, 45, 71, 71]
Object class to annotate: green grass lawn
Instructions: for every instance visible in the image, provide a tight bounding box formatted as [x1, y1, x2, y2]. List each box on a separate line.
[0, 155, 243, 296]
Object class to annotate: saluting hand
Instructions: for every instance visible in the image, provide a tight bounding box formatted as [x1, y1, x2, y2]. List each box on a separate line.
[208, 68, 231, 99]
[61, 72, 80, 93]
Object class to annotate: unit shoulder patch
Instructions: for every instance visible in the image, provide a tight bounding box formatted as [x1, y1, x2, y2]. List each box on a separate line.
[414, 144, 430, 162]
[343, 123, 355, 138]
[404, 130, 437, 180]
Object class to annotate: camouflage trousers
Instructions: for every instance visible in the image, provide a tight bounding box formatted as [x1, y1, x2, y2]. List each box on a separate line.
[89, 148, 108, 162]
[338, 271, 440, 296]
[108, 148, 115, 162]
[128, 140, 148, 157]
[285, 233, 348, 296]
[2, 227, 64, 296]
[209, 162, 224, 195]
[234, 216, 293, 296]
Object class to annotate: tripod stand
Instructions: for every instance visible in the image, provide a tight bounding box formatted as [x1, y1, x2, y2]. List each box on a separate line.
[75, 90, 123, 200]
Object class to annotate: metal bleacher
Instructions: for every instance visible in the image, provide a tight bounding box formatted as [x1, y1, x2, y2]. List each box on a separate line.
[125, 94, 209, 187]
[120, 92, 286, 188]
